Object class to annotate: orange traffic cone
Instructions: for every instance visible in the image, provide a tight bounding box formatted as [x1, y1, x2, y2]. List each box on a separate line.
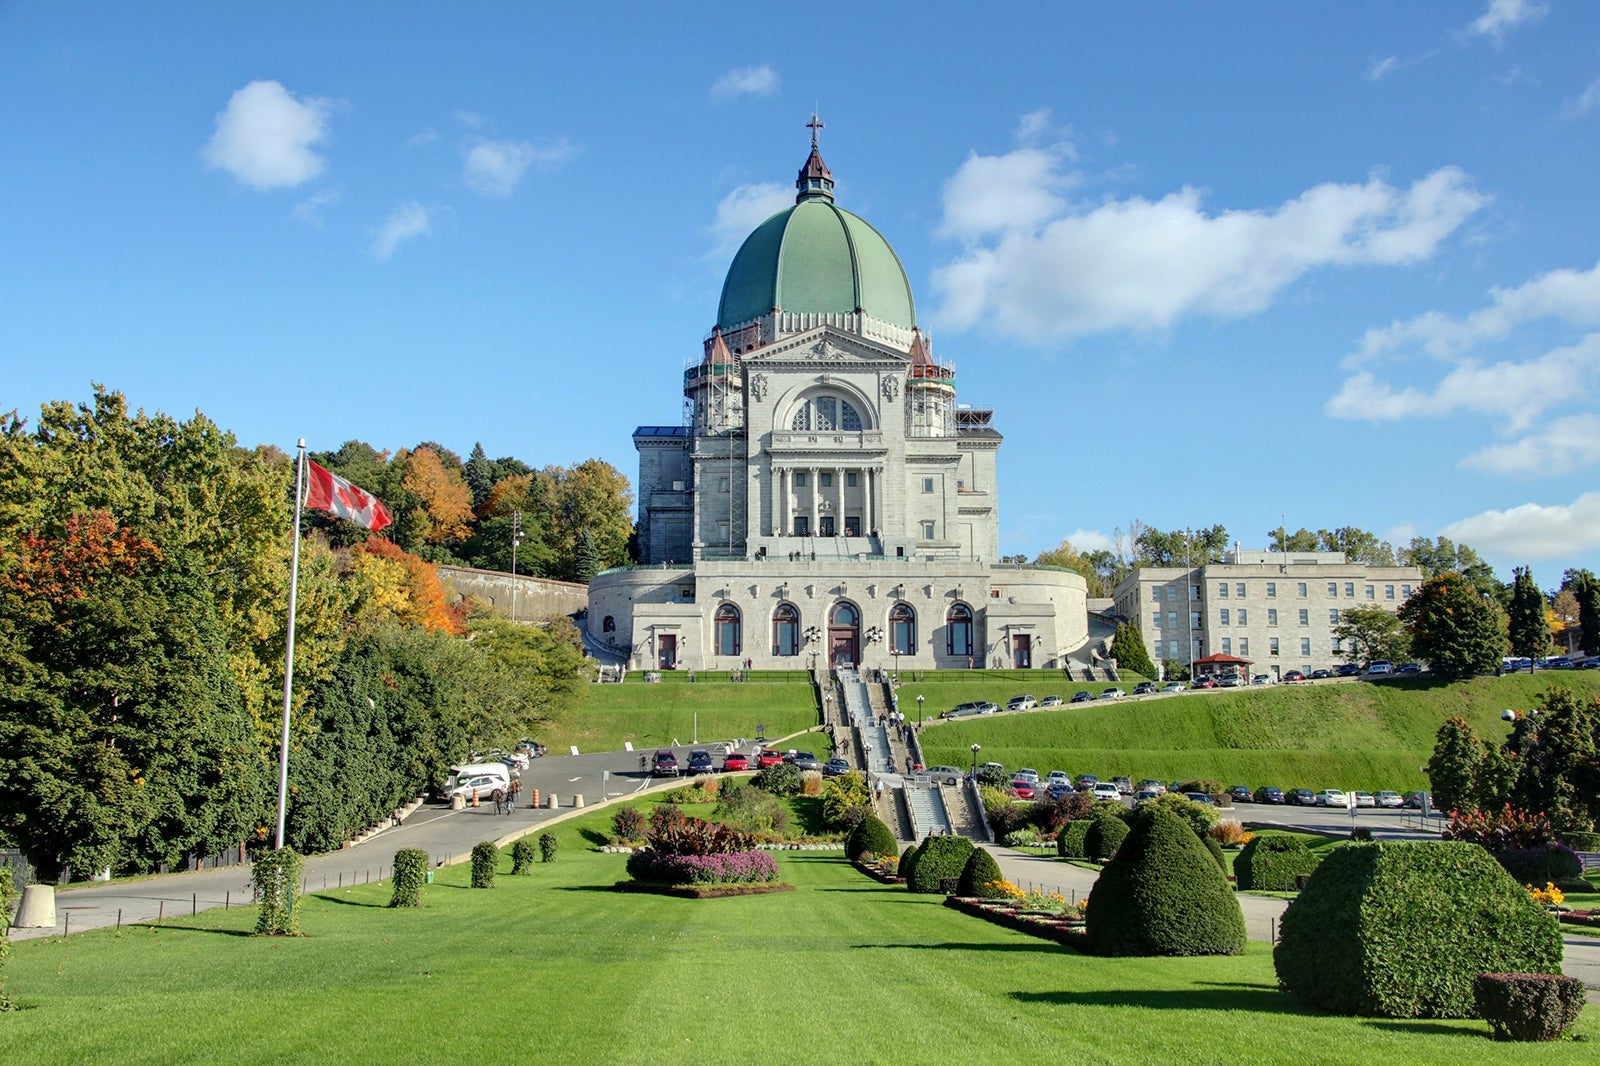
[471, 788, 480, 807]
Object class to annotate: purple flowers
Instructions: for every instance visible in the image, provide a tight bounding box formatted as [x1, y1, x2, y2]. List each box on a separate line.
[627, 848, 779, 885]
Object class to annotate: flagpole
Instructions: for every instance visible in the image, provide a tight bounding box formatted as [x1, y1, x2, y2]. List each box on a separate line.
[274, 439, 308, 850]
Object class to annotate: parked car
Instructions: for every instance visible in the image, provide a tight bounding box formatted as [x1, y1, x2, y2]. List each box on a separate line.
[1137, 779, 1167, 795]
[1402, 790, 1433, 809]
[1099, 687, 1125, 699]
[1282, 671, 1306, 683]
[1334, 663, 1361, 677]
[822, 757, 850, 777]
[1007, 694, 1038, 711]
[1375, 790, 1403, 808]
[756, 749, 784, 768]
[443, 772, 511, 803]
[1045, 781, 1074, 799]
[1070, 691, 1095, 704]
[687, 750, 715, 774]
[921, 765, 964, 786]
[942, 701, 997, 719]
[1252, 674, 1272, 685]
[1367, 660, 1394, 675]
[1075, 774, 1099, 789]
[1398, 662, 1423, 674]
[652, 750, 681, 777]
[1228, 785, 1254, 803]
[787, 751, 822, 772]
[1112, 776, 1133, 795]
[1133, 681, 1157, 695]
[1014, 768, 1042, 786]
[1134, 789, 1161, 801]
[1161, 682, 1186, 693]
[1289, 788, 1316, 806]
[1217, 673, 1243, 688]
[1091, 782, 1122, 801]
[1352, 791, 1376, 808]
[1010, 779, 1037, 800]
[1039, 695, 1065, 708]
[1046, 770, 1072, 788]
[1315, 788, 1349, 808]
[1184, 792, 1215, 805]
[1309, 669, 1332, 680]
[1254, 786, 1285, 804]
[721, 752, 751, 772]
[1190, 677, 1218, 689]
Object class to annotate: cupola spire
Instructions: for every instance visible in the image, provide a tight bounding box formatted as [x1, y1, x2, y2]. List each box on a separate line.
[796, 112, 834, 203]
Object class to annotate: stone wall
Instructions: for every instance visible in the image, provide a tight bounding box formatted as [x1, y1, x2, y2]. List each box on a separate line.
[436, 565, 589, 621]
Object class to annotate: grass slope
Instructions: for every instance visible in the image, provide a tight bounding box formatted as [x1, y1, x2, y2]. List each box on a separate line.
[545, 680, 821, 752]
[921, 672, 1600, 791]
[1, 804, 1590, 1064]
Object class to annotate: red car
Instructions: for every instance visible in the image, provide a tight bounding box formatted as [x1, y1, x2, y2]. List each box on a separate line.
[756, 749, 784, 768]
[1011, 779, 1036, 800]
[1283, 670, 1307, 683]
[721, 752, 750, 772]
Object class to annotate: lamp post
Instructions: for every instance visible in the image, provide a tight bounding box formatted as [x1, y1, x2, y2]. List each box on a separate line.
[510, 510, 524, 623]
[970, 742, 981, 779]
[916, 694, 924, 728]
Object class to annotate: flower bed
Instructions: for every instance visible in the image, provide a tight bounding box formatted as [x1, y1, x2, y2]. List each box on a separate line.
[852, 859, 903, 885]
[626, 848, 780, 885]
[944, 895, 1089, 951]
[612, 880, 796, 899]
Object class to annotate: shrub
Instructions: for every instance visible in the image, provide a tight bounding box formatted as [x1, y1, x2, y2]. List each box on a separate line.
[1134, 792, 1218, 837]
[661, 781, 717, 804]
[0, 867, 15, 918]
[1474, 973, 1586, 1041]
[612, 806, 646, 843]
[646, 813, 754, 855]
[1202, 834, 1225, 871]
[1350, 827, 1373, 842]
[1442, 807, 1553, 850]
[649, 804, 687, 837]
[1173, 779, 1225, 797]
[799, 770, 823, 797]
[1235, 834, 1321, 892]
[1084, 811, 1129, 861]
[1029, 792, 1095, 835]
[390, 848, 428, 906]
[1057, 819, 1092, 858]
[1209, 819, 1250, 846]
[752, 761, 802, 796]
[626, 849, 779, 885]
[1085, 809, 1245, 957]
[981, 786, 1026, 840]
[907, 836, 973, 894]
[470, 841, 499, 888]
[976, 763, 1011, 789]
[847, 814, 897, 863]
[252, 847, 302, 936]
[509, 839, 537, 875]
[1496, 843, 1581, 885]
[957, 847, 1008, 898]
[538, 832, 558, 863]
[1274, 842, 1563, 1018]
[715, 783, 789, 837]
[899, 843, 919, 884]
[821, 771, 871, 829]
[1003, 828, 1040, 848]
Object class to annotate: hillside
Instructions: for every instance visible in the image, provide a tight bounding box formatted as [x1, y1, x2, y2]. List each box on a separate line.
[918, 672, 1600, 793]
[545, 675, 821, 753]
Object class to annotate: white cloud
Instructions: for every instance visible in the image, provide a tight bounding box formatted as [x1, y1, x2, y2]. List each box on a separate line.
[1564, 78, 1600, 119]
[463, 137, 577, 196]
[931, 145, 1485, 341]
[711, 64, 779, 99]
[371, 202, 431, 260]
[1441, 491, 1600, 560]
[406, 128, 439, 147]
[1467, 0, 1548, 44]
[1064, 528, 1116, 554]
[1367, 55, 1400, 81]
[291, 187, 340, 225]
[1461, 414, 1600, 477]
[708, 182, 792, 261]
[202, 80, 331, 190]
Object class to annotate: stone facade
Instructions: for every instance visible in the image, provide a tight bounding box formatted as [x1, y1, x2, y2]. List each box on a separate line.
[1111, 550, 1423, 677]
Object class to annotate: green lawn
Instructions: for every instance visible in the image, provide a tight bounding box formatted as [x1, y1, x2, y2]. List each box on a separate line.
[897, 669, 1152, 718]
[3, 803, 1592, 1063]
[544, 679, 821, 752]
[920, 672, 1600, 792]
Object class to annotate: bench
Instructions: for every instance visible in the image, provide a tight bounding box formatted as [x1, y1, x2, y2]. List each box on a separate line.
[1577, 852, 1600, 872]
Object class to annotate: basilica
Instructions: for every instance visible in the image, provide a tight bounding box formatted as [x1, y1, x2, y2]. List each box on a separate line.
[586, 128, 1089, 672]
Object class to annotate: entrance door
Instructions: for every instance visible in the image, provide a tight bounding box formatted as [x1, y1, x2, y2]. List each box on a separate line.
[828, 601, 860, 669]
[1012, 634, 1032, 669]
[829, 633, 857, 668]
[819, 515, 835, 537]
[657, 634, 677, 670]
[844, 515, 860, 536]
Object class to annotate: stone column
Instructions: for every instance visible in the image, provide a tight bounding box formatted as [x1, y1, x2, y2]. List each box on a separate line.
[835, 466, 844, 536]
[866, 467, 875, 534]
[809, 467, 818, 536]
[776, 467, 787, 536]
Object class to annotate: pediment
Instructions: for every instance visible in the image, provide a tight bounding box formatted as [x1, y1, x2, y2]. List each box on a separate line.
[742, 326, 909, 369]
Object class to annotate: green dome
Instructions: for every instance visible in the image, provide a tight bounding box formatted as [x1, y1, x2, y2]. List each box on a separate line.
[716, 198, 918, 332]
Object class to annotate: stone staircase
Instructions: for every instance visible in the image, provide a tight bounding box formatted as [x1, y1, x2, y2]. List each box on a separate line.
[904, 782, 953, 838]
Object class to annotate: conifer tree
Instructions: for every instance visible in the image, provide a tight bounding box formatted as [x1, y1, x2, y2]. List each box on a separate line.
[1109, 622, 1157, 678]
[573, 528, 601, 584]
[1507, 566, 1550, 660]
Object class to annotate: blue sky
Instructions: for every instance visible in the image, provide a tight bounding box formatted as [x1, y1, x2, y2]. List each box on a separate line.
[5, 2, 1600, 584]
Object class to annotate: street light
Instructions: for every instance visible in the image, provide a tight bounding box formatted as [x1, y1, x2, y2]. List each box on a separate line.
[510, 510, 525, 623]
[970, 742, 981, 779]
[916, 694, 924, 728]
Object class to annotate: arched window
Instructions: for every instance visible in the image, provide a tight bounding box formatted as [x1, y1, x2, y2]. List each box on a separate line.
[889, 603, 916, 656]
[602, 615, 615, 633]
[791, 394, 864, 432]
[830, 601, 859, 627]
[772, 603, 800, 656]
[714, 603, 741, 657]
[946, 604, 973, 658]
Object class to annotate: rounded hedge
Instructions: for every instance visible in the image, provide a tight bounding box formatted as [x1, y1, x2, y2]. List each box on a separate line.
[899, 843, 919, 884]
[470, 841, 498, 889]
[848, 814, 898, 862]
[1057, 819, 1092, 858]
[390, 848, 428, 906]
[1496, 843, 1582, 885]
[1202, 834, 1226, 871]
[956, 847, 1008, 898]
[1235, 834, 1321, 891]
[1085, 809, 1246, 957]
[1274, 841, 1563, 1018]
[907, 835, 974, 894]
[1084, 811, 1129, 862]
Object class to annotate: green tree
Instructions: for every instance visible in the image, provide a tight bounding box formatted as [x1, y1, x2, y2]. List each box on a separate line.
[573, 528, 602, 583]
[1034, 538, 1106, 595]
[1109, 622, 1157, 678]
[1506, 687, 1600, 834]
[1401, 536, 1501, 604]
[1565, 569, 1600, 656]
[1136, 523, 1229, 567]
[540, 460, 635, 581]
[1397, 573, 1505, 680]
[1507, 566, 1552, 659]
[1426, 717, 1487, 815]
[1330, 604, 1410, 665]
[464, 442, 495, 514]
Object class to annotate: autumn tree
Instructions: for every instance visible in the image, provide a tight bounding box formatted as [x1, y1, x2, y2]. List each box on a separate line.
[1034, 538, 1106, 596]
[1330, 604, 1410, 666]
[1507, 566, 1552, 659]
[401, 447, 474, 548]
[1397, 573, 1505, 680]
[541, 459, 634, 581]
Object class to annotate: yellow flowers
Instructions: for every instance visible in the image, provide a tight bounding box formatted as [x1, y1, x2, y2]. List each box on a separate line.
[1527, 881, 1565, 906]
[985, 878, 1026, 900]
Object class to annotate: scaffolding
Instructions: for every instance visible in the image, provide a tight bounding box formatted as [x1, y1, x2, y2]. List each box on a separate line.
[683, 339, 746, 556]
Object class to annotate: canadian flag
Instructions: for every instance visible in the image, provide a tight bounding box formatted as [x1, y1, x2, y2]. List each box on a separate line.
[305, 460, 393, 532]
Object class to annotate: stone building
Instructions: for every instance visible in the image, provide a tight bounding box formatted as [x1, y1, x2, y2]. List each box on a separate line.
[1111, 550, 1423, 678]
[587, 127, 1087, 672]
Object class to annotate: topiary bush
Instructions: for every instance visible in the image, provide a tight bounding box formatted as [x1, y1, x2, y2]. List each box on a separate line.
[899, 843, 919, 884]
[1085, 809, 1246, 957]
[847, 814, 897, 862]
[539, 832, 558, 863]
[1134, 792, 1219, 837]
[907, 836, 974, 894]
[511, 838, 538, 875]
[470, 841, 498, 888]
[390, 848, 428, 906]
[1474, 973, 1587, 1041]
[1274, 841, 1563, 1018]
[1496, 843, 1581, 885]
[957, 847, 1008, 898]
[1084, 811, 1129, 861]
[1235, 834, 1321, 892]
[252, 847, 303, 936]
[1202, 833, 1226, 871]
[1057, 819, 1092, 858]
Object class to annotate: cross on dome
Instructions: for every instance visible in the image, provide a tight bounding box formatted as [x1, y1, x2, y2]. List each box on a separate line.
[807, 112, 824, 148]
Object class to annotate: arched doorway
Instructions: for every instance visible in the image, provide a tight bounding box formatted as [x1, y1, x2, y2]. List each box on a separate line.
[828, 601, 860, 669]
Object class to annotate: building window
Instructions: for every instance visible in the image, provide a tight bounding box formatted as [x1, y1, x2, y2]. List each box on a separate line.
[1190, 612, 1201, 629]
[1329, 609, 1339, 625]
[1297, 583, 1308, 597]
[1327, 582, 1337, 596]
[602, 615, 615, 633]
[922, 477, 935, 494]
[791, 395, 863, 432]
[1366, 585, 1375, 600]
[1153, 613, 1162, 630]
[847, 472, 858, 487]
[1345, 582, 1355, 598]
[946, 604, 974, 657]
[716, 519, 729, 540]
[820, 472, 832, 487]
[1401, 585, 1412, 599]
[1301, 638, 1311, 656]
[793, 472, 806, 487]
[1222, 638, 1232, 655]
[1270, 637, 1280, 655]
[793, 516, 809, 536]
[890, 603, 916, 656]
[1191, 585, 1201, 601]
[1268, 609, 1278, 626]
[1298, 609, 1309, 626]
[772, 603, 799, 656]
[714, 603, 741, 657]
[1237, 608, 1248, 625]
[1167, 611, 1178, 629]
[1332, 637, 1342, 653]
[1168, 640, 1179, 658]
[1219, 609, 1230, 626]
[1266, 582, 1277, 598]
[1239, 637, 1249, 656]
[717, 476, 730, 493]
[1218, 583, 1229, 598]
[1385, 585, 1395, 600]
[1236, 582, 1246, 598]
[920, 520, 935, 539]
